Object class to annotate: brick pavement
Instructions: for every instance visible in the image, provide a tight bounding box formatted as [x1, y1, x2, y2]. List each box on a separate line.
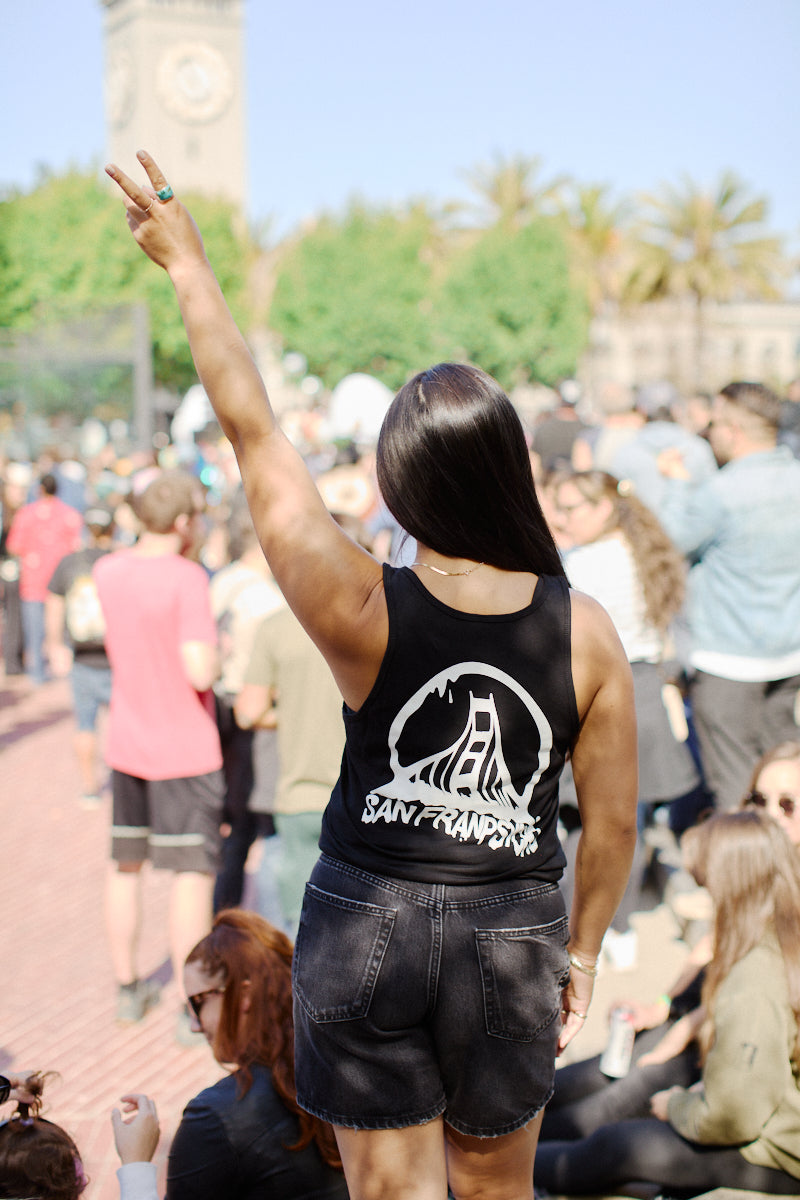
[0, 673, 218, 1198]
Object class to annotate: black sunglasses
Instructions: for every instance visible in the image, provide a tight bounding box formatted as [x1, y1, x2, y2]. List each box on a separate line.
[187, 987, 225, 1020]
[746, 791, 798, 818]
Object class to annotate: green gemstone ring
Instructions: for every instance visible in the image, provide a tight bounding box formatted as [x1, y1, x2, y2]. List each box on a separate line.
[156, 184, 174, 202]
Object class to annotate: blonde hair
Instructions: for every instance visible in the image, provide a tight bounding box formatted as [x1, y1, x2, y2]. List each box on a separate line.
[682, 810, 800, 1064]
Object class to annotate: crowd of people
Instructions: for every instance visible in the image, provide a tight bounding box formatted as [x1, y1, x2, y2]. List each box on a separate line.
[2, 151, 800, 1199]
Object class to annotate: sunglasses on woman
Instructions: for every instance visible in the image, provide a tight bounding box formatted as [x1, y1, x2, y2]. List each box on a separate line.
[187, 987, 225, 1019]
[746, 791, 798, 817]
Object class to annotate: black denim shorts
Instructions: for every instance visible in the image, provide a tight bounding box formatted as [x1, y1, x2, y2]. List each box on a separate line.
[293, 854, 569, 1137]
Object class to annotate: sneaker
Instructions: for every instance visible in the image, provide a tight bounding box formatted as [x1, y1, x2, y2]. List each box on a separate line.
[116, 978, 161, 1025]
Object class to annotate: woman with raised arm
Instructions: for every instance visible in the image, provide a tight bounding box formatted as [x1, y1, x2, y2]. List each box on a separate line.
[106, 151, 638, 1200]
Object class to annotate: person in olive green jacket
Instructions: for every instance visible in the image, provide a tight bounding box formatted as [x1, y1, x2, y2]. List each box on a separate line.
[536, 809, 800, 1196]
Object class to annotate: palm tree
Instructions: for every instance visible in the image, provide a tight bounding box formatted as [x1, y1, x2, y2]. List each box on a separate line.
[628, 171, 785, 384]
[461, 152, 570, 231]
[561, 183, 633, 313]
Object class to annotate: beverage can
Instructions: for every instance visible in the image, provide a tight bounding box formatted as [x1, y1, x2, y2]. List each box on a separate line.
[599, 1005, 636, 1078]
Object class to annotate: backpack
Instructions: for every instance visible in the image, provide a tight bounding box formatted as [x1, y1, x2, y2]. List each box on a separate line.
[65, 572, 106, 651]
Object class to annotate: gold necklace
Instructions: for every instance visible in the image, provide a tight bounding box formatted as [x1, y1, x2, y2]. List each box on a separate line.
[411, 560, 484, 577]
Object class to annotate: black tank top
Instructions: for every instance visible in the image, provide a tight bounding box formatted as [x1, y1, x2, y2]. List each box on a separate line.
[319, 565, 580, 884]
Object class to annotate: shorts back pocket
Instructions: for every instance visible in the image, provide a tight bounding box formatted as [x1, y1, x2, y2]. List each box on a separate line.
[476, 915, 569, 1041]
[294, 884, 396, 1022]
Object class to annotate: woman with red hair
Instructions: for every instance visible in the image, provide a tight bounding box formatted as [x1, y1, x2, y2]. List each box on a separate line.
[113, 910, 347, 1199]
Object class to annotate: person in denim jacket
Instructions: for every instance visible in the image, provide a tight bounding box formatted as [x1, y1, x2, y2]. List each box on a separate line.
[658, 382, 800, 809]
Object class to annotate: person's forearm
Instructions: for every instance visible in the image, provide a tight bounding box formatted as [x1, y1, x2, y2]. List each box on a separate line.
[167, 258, 277, 453]
[179, 641, 220, 693]
[234, 682, 273, 730]
[568, 827, 637, 959]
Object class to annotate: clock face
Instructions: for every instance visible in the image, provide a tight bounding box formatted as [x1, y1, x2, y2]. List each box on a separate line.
[156, 41, 234, 124]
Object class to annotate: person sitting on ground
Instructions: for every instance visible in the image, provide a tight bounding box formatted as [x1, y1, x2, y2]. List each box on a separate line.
[543, 738, 800, 1145]
[741, 740, 800, 845]
[535, 809, 800, 1197]
[112, 908, 348, 1199]
[0, 1072, 88, 1200]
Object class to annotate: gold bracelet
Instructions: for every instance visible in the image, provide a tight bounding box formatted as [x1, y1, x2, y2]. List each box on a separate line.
[568, 952, 599, 978]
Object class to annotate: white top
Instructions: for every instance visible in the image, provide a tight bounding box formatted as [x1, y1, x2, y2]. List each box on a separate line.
[691, 646, 800, 682]
[116, 1162, 158, 1200]
[564, 534, 663, 663]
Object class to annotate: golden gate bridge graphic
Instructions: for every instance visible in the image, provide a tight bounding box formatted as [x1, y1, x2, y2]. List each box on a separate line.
[402, 691, 518, 811]
[370, 658, 555, 821]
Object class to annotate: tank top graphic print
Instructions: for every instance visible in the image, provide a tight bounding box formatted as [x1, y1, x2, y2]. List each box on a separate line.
[319, 566, 580, 884]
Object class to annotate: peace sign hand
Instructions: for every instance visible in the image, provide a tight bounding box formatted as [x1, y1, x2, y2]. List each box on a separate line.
[105, 149, 207, 277]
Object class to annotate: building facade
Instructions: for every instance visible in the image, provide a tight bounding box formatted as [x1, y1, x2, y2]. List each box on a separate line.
[582, 299, 800, 396]
[101, 0, 247, 208]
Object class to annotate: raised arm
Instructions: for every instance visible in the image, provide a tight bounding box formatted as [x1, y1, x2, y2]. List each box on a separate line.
[559, 591, 638, 1049]
[105, 152, 386, 708]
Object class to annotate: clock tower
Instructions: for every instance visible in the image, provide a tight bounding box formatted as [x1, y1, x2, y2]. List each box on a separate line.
[101, 0, 246, 209]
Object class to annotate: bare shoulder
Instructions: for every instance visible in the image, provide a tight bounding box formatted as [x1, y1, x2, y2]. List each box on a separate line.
[568, 588, 632, 720]
[569, 587, 624, 659]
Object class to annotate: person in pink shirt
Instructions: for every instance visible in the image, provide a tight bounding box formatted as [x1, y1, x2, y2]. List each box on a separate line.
[94, 470, 223, 1030]
[7, 473, 82, 684]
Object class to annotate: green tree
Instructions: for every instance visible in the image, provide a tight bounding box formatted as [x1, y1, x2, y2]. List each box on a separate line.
[434, 220, 589, 389]
[628, 171, 785, 382]
[0, 168, 252, 399]
[270, 204, 436, 390]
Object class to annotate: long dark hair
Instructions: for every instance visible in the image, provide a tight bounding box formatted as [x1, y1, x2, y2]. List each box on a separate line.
[186, 910, 341, 1169]
[377, 363, 566, 576]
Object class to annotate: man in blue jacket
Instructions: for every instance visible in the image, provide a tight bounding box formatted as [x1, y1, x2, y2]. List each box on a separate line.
[658, 381, 800, 810]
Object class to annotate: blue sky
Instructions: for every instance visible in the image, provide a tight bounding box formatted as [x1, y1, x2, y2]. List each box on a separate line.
[2, 0, 798, 246]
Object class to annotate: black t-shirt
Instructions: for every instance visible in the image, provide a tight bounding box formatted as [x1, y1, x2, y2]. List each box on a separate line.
[319, 566, 580, 884]
[47, 546, 110, 668]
